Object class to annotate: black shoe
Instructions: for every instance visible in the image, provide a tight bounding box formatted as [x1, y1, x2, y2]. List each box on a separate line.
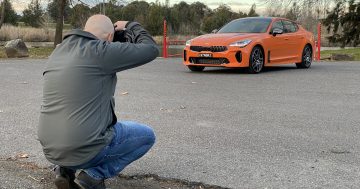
[74, 171, 106, 189]
[54, 165, 80, 189]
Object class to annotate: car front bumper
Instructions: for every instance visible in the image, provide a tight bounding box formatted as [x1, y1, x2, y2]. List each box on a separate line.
[183, 46, 252, 68]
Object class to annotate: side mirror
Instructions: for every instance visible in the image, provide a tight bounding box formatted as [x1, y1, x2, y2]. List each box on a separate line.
[271, 28, 283, 36]
[211, 29, 218, 34]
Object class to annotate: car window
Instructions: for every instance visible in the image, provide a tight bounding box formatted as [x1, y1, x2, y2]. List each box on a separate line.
[271, 21, 284, 31]
[282, 20, 298, 33]
[217, 18, 272, 33]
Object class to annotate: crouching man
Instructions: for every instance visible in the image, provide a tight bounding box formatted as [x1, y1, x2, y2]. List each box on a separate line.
[38, 14, 159, 189]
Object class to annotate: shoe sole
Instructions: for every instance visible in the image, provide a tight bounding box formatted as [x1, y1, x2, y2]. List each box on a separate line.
[74, 179, 88, 189]
[54, 176, 70, 189]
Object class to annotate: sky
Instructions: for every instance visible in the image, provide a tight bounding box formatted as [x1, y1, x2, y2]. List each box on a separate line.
[8, 0, 267, 15]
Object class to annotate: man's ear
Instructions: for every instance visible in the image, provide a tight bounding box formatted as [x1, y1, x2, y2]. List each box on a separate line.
[107, 33, 114, 42]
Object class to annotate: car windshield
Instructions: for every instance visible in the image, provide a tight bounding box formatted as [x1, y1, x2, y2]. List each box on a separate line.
[217, 18, 272, 33]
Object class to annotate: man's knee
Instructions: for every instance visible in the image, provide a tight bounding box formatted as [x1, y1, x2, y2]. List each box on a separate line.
[119, 121, 156, 145]
[144, 126, 156, 146]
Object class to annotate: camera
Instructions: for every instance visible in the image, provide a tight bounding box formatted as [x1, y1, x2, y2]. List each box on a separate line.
[113, 30, 127, 42]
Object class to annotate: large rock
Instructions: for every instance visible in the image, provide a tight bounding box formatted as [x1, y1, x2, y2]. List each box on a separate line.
[331, 53, 355, 61]
[4, 39, 29, 58]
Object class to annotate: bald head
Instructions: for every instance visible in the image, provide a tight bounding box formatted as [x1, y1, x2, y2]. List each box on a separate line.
[84, 14, 114, 41]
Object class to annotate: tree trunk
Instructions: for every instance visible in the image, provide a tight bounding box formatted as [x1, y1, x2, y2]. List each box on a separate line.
[0, 0, 6, 29]
[54, 0, 66, 47]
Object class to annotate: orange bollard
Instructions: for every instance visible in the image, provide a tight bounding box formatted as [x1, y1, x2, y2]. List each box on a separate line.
[163, 20, 168, 58]
[317, 23, 321, 61]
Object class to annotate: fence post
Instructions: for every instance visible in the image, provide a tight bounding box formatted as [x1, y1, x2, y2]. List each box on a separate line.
[317, 23, 321, 61]
[163, 19, 168, 58]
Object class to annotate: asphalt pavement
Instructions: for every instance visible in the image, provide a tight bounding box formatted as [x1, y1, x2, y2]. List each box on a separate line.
[0, 58, 359, 189]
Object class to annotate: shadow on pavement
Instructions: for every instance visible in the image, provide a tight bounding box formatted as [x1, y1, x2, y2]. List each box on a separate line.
[184, 65, 299, 75]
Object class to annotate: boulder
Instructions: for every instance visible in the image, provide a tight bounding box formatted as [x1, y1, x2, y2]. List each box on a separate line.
[331, 53, 355, 61]
[4, 39, 29, 58]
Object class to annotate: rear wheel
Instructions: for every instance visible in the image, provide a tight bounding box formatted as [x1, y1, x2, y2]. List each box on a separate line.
[296, 45, 312, 69]
[248, 46, 264, 74]
[187, 66, 205, 72]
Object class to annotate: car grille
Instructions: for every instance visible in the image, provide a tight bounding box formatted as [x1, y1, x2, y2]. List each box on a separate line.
[190, 57, 230, 65]
[190, 46, 227, 52]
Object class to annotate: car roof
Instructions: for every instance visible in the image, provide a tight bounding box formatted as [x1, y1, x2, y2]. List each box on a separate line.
[236, 17, 296, 22]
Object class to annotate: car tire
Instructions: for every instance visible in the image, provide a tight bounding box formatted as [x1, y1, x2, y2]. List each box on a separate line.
[296, 45, 312, 69]
[248, 46, 264, 74]
[188, 66, 205, 72]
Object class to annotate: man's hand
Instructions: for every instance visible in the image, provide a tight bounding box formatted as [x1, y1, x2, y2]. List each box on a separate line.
[114, 21, 129, 31]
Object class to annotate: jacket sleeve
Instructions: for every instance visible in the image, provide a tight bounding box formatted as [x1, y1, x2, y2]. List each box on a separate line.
[101, 22, 159, 73]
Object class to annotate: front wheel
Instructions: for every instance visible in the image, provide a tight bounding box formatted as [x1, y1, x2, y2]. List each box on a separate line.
[248, 46, 264, 74]
[296, 45, 312, 69]
[187, 66, 205, 72]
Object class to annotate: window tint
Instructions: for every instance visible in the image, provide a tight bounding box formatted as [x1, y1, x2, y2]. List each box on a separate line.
[271, 21, 283, 31]
[282, 20, 298, 33]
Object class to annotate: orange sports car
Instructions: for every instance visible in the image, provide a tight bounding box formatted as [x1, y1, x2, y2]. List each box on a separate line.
[183, 17, 315, 73]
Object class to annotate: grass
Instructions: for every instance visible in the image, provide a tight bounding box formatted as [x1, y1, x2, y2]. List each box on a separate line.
[321, 48, 360, 61]
[0, 24, 70, 42]
[0, 47, 54, 59]
[28, 47, 54, 58]
[17, 22, 73, 30]
[0, 24, 55, 42]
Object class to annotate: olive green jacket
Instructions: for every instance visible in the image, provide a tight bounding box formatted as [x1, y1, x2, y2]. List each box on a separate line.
[38, 22, 159, 166]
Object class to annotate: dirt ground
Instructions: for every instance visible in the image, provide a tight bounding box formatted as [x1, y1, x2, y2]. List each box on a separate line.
[0, 158, 228, 189]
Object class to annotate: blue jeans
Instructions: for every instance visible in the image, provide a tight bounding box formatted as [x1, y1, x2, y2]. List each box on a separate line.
[66, 121, 156, 179]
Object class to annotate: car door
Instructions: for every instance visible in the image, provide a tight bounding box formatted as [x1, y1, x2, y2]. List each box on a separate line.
[266, 20, 288, 64]
[281, 20, 303, 61]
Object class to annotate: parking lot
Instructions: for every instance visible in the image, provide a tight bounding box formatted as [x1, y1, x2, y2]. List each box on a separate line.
[0, 58, 359, 188]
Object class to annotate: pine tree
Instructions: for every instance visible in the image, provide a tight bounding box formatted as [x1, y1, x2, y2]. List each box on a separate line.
[323, 0, 360, 47]
[22, 0, 44, 28]
[0, 0, 19, 27]
[47, 0, 71, 23]
[248, 4, 259, 17]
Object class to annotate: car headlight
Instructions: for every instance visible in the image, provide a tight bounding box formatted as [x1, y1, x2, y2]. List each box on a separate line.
[229, 39, 252, 48]
[185, 40, 191, 46]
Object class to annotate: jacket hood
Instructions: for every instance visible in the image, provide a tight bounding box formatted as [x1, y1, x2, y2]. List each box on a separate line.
[63, 29, 99, 40]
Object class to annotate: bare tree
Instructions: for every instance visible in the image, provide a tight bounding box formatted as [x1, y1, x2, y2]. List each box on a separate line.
[0, 0, 7, 29]
[262, 0, 332, 19]
[54, 0, 66, 47]
[262, 0, 334, 33]
[53, 0, 101, 47]
[53, 0, 129, 46]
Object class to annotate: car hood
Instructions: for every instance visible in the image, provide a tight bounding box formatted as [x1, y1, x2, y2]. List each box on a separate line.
[190, 33, 261, 46]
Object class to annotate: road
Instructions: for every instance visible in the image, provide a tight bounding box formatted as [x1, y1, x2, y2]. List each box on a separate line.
[0, 58, 359, 189]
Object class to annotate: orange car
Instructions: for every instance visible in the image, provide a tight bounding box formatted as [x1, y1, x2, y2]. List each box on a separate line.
[183, 17, 315, 73]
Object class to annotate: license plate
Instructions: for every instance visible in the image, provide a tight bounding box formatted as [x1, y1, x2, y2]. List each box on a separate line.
[199, 53, 213, 58]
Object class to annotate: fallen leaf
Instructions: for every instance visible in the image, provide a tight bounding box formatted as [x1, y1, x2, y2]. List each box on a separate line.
[28, 175, 40, 182]
[121, 92, 129, 95]
[16, 153, 29, 159]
